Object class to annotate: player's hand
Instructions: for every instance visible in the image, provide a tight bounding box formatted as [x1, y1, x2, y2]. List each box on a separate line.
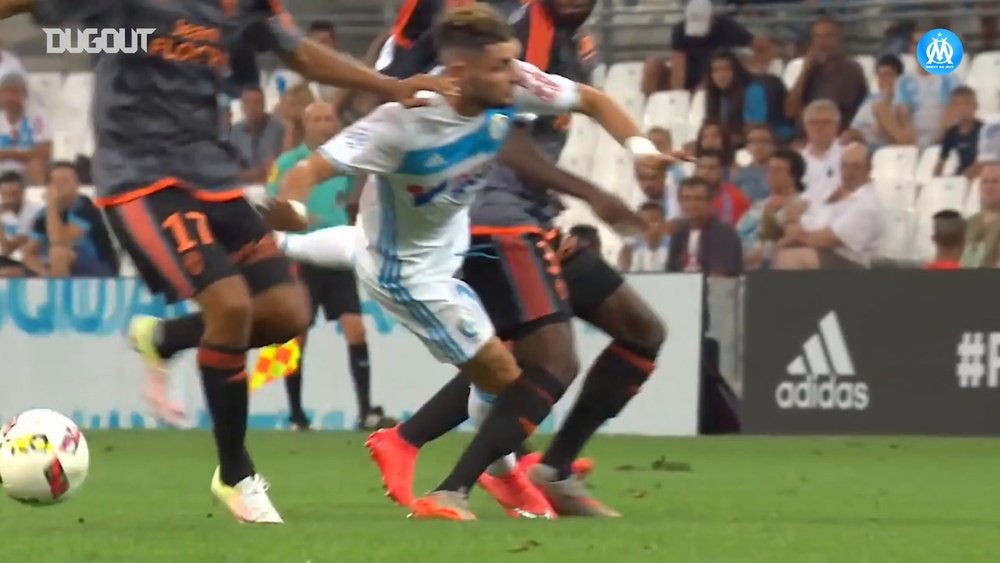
[588, 191, 643, 236]
[558, 234, 582, 259]
[260, 198, 309, 232]
[386, 75, 460, 108]
[634, 149, 691, 177]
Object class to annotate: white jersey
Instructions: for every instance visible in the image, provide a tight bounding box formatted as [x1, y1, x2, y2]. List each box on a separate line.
[318, 60, 580, 364]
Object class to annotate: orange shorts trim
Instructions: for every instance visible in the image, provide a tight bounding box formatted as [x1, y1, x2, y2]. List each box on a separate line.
[95, 177, 246, 207]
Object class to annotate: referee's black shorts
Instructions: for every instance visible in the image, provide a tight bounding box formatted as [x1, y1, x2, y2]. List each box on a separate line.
[298, 262, 362, 324]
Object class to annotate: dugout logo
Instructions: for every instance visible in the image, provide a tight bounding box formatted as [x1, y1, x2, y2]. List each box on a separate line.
[954, 332, 1000, 388]
[775, 311, 870, 411]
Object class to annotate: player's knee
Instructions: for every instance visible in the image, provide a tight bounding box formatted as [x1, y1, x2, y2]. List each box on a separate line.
[278, 283, 313, 337]
[635, 314, 667, 353]
[340, 314, 366, 344]
[535, 353, 579, 386]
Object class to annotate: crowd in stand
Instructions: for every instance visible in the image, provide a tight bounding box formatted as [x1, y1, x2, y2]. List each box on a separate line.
[1, 2, 999, 279]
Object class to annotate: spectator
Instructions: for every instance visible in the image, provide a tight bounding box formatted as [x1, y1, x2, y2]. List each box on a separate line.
[646, 126, 687, 220]
[230, 86, 285, 184]
[0, 171, 41, 276]
[704, 50, 791, 147]
[800, 99, 843, 204]
[731, 124, 775, 202]
[0, 73, 51, 185]
[618, 202, 671, 272]
[278, 81, 316, 152]
[0, 44, 24, 82]
[961, 163, 1000, 268]
[737, 148, 806, 269]
[849, 53, 905, 149]
[785, 15, 868, 128]
[697, 149, 751, 225]
[645, 0, 772, 94]
[774, 143, 884, 270]
[568, 224, 602, 255]
[667, 177, 743, 276]
[307, 21, 339, 101]
[21, 162, 117, 277]
[695, 120, 733, 169]
[926, 210, 965, 270]
[936, 87, 983, 178]
[893, 53, 962, 149]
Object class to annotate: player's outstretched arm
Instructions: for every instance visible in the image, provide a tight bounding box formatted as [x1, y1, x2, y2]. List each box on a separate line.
[0, 0, 32, 18]
[281, 40, 456, 108]
[280, 153, 336, 209]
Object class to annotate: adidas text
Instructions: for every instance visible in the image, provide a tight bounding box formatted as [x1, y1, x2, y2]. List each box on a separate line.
[775, 375, 869, 410]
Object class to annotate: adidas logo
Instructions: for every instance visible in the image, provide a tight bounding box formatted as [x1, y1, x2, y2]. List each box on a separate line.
[775, 311, 870, 411]
[425, 154, 446, 168]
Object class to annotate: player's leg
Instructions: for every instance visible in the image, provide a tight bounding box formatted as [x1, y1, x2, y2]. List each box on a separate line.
[283, 263, 322, 430]
[104, 188, 285, 524]
[530, 248, 665, 516]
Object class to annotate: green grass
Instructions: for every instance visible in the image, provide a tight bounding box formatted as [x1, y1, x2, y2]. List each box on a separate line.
[2, 432, 1000, 562]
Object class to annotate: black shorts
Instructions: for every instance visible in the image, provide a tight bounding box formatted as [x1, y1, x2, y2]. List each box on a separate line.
[298, 262, 361, 323]
[102, 187, 294, 303]
[461, 230, 571, 341]
[561, 246, 626, 324]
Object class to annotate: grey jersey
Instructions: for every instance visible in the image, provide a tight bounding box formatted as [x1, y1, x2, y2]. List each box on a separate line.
[31, 0, 302, 202]
[470, 6, 594, 228]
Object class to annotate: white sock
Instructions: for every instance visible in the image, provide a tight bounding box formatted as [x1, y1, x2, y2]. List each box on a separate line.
[278, 225, 358, 269]
[468, 386, 517, 477]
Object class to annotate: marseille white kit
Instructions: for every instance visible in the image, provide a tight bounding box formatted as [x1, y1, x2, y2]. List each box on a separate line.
[317, 60, 579, 365]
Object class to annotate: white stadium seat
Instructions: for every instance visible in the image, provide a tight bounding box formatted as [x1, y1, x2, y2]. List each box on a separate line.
[967, 51, 1000, 92]
[590, 63, 607, 89]
[688, 89, 706, 137]
[782, 57, 803, 89]
[915, 144, 958, 182]
[603, 61, 644, 99]
[900, 54, 919, 76]
[643, 90, 690, 129]
[560, 113, 598, 160]
[854, 55, 876, 93]
[26, 71, 63, 113]
[872, 145, 919, 180]
[965, 178, 982, 216]
[873, 179, 917, 261]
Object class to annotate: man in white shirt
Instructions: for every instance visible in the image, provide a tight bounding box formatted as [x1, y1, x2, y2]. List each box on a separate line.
[0, 170, 40, 276]
[0, 73, 51, 184]
[774, 142, 885, 269]
[278, 4, 673, 521]
[800, 99, 843, 205]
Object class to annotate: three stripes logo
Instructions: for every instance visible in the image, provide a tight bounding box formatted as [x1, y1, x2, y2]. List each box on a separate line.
[775, 311, 870, 411]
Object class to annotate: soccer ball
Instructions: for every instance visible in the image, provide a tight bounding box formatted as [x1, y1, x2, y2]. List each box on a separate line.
[0, 409, 89, 505]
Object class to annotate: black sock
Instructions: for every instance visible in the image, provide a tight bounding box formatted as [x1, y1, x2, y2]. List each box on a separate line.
[348, 343, 372, 417]
[542, 341, 656, 478]
[198, 342, 254, 486]
[436, 365, 565, 495]
[398, 373, 470, 447]
[155, 314, 204, 359]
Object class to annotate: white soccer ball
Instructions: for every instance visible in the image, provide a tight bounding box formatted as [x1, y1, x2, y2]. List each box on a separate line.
[0, 409, 90, 505]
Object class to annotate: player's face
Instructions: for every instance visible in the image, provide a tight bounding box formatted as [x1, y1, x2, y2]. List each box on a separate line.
[464, 40, 522, 108]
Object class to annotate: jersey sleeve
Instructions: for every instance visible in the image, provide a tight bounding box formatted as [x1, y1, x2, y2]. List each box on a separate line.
[31, 0, 114, 26]
[513, 60, 581, 116]
[318, 104, 405, 174]
[237, 0, 304, 55]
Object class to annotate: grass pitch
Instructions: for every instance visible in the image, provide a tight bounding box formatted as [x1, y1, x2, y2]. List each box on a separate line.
[2, 431, 999, 562]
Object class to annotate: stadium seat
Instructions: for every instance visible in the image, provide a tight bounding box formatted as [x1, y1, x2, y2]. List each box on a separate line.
[603, 61, 644, 99]
[872, 145, 919, 180]
[614, 92, 645, 124]
[900, 54, 919, 75]
[767, 58, 784, 77]
[782, 57, 803, 89]
[688, 89, 705, 136]
[975, 86, 1000, 115]
[915, 144, 958, 182]
[26, 71, 63, 113]
[911, 176, 970, 260]
[561, 113, 598, 160]
[965, 177, 982, 216]
[967, 51, 1000, 92]
[873, 179, 918, 261]
[854, 55, 876, 93]
[643, 90, 690, 129]
[590, 63, 607, 89]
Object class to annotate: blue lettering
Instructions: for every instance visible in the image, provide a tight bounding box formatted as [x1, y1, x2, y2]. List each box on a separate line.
[332, 300, 397, 335]
[1, 279, 192, 337]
